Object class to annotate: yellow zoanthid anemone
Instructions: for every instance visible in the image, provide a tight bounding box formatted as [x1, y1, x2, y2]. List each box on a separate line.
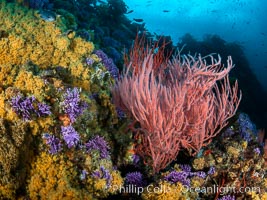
[0, 0, 94, 88]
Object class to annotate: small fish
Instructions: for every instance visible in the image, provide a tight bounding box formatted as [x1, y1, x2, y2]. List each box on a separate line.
[97, 0, 106, 4]
[133, 18, 144, 23]
[163, 10, 170, 12]
[61, 29, 74, 37]
[38, 10, 56, 22]
[126, 10, 134, 14]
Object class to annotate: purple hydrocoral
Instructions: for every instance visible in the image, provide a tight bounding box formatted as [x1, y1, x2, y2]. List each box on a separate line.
[80, 169, 88, 181]
[164, 164, 207, 186]
[42, 133, 62, 154]
[125, 172, 144, 187]
[61, 125, 80, 148]
[192, 171, 207, 179]
[238, 113, 257, 142]
[180, 164, 192, 172]
[254, 147, 261, 155]
[60, 88, 88, 123]
[218, 195, 235, 200]
[95, 50, 119, 79]
[85, 57, 95, 66]
[207, 166, 216, 175]
[164, 171, 191, 186]
[85, 135, 110, 159]
[92, 166, 112, 187]
[36, 102, 52, 117]
[181, 164, 207, 178]
[10, 95, 36, 121]
[10, 95, 51, 120]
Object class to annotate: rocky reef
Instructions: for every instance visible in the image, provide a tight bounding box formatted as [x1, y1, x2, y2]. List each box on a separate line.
[0, 1, 266, 200]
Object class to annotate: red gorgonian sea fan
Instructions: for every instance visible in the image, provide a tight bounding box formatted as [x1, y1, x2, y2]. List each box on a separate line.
[112, 39, 242, 173]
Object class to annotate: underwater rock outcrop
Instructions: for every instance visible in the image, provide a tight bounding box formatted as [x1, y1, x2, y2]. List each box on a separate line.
[0, 1, 127, 199]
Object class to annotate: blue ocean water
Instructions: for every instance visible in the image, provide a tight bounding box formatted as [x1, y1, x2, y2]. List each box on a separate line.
[124, 0, 267, 90]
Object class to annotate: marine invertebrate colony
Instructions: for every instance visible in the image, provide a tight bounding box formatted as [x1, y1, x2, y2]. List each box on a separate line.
[85, 135, 110, 159]
[42, 133, 62, 154]
[2, 0, 266, 199]
[60, 88, 87, 123]
[112, 40, 242, 173]
[10, 95, 36, 121]
[61, 125, 80, 148]
[10, 94, 51, 121]
[95, 50, 119, 79]
[0, 1, 121, 198]
[125, 171, 144, 187]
